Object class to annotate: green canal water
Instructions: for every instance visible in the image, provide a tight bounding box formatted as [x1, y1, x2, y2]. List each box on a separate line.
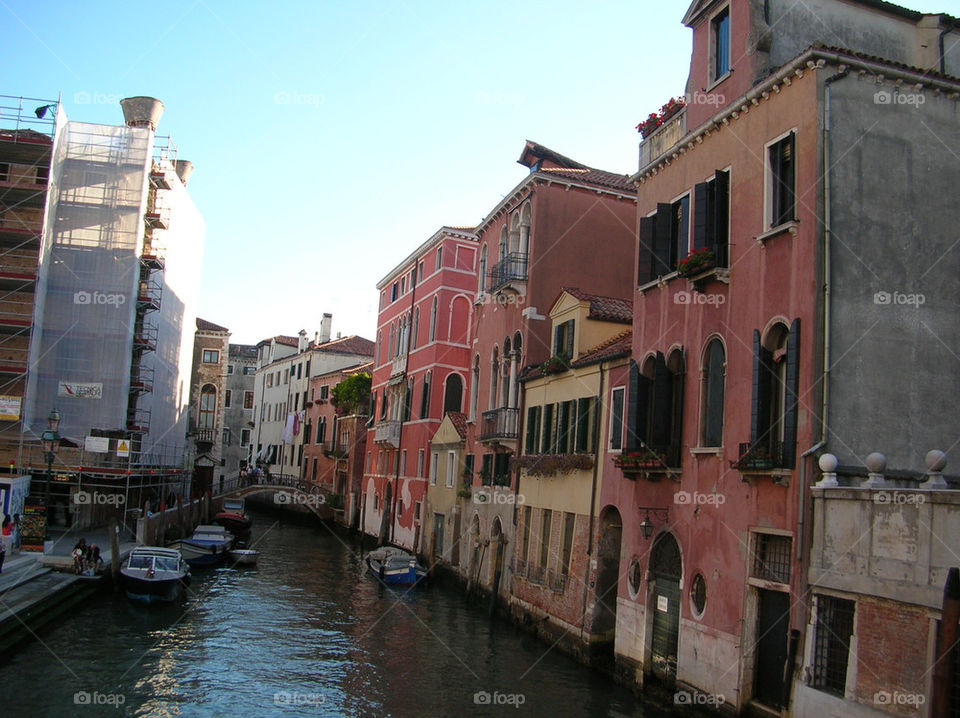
[0, 510, 670, 717]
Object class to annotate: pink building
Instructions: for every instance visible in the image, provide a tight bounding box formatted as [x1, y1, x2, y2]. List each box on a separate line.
[361, 227, 478, 550]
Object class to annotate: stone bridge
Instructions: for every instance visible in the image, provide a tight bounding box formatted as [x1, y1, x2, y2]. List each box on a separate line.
[219, 482, 333, 520]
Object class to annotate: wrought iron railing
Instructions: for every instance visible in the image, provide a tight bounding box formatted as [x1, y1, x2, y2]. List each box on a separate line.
[735, 440, 785, 471]
[480, 407, 518, 442]
[487, 252, 528, 292]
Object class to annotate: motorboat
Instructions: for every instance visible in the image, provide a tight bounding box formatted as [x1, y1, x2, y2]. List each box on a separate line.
[215, 498, 252, 535]
[121, 546, 191, 604]
[168, 524, 234, 567]
[365, 547, 427, 587]
[228, 548, 259, 566]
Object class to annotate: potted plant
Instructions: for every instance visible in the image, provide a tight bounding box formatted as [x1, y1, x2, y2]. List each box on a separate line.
[615, 448, 667, 470]
[539, 353, 571, 376]
[676, 247, 717, 278]
[636, 97, 686, 139]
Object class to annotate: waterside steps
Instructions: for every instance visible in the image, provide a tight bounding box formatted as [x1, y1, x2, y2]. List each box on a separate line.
[0, 555, 103, 652]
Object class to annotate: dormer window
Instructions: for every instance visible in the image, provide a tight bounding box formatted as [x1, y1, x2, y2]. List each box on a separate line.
[553, 320, 574, 358]
[712, 7, 730, 82]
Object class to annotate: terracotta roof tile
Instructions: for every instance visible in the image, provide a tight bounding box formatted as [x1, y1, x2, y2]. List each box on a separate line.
[536, 166, 635, 192]
[312, 335, 375, 356]
[446, 412, 468, 440]
[273, 335, 300, 347]
[572, 330, 633, 368]
[196, 318, 229, 333]
[562, 288, 633, 324]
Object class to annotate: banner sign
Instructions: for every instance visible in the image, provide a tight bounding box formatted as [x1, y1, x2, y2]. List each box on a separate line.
[84, 436, 110, 453]
[20, 497, 46, 552]
[58, 381, 103, 400]
[0, 395, 20, 421]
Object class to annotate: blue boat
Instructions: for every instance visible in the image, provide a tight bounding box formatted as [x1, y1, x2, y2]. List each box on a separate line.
[168, 524, 234, 567]
[365, 547, 427, 587]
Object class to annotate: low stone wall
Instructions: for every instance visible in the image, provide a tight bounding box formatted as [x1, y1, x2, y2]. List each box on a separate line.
[135, 495, 209, 546]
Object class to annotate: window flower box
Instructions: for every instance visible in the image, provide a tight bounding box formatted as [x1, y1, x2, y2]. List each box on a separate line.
[676, 247, 717, 278]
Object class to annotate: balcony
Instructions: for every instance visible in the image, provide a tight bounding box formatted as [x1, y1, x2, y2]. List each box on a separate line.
[374, 419, 401, 448]
[194, 428, 216, 446]
[614, 446, 676, 480]
[639, 108, 686, 170]
[480, 407, 518, 444]
[734, 441, 786, 473]
[486, 252, 528, 294]
[391, 355, 406, 378]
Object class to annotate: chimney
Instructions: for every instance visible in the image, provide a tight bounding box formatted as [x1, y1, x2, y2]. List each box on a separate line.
[298, 329, 308, 353]
[174, 160, 194, 186]
[319, 313, 332, 344]
[119, 96, 164, 131]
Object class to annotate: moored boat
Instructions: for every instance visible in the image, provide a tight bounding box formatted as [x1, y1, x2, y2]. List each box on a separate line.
[365, 547, 427, 587]
[168, 524, 234, 567]
[121, 546, 191, 604]
[228, 548, 259, 566]
[215, 498, 252, 535]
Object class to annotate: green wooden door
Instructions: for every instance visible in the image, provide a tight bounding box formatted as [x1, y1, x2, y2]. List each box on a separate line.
[651, 576, 681, 682]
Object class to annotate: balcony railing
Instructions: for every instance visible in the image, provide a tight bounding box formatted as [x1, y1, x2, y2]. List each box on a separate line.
[486, 252, 528, 293]
[734, 440, 785, 471]
[391, 355, 406, 377]
[480, 407, 518, 442]
[195, 428, 216, 445]
[374, 419, 401, 448]
[639, 108, 686, 169]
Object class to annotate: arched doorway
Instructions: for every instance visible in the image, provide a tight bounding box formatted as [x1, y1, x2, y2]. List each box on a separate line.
[592, 507, 622, 646]
[649, 532, 682, 684]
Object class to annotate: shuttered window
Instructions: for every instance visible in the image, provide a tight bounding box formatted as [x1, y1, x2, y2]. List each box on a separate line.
[749, 319, 800, 468]
[769, 132, 796, 227]
[525, 406, 542, 454]
[693, 169, 730, 266]
[701, 339, 725, 447]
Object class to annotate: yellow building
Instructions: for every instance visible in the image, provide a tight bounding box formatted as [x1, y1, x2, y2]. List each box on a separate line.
[509, 288, 632, 658]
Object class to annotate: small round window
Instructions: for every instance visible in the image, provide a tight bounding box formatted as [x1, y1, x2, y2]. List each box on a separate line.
[627, 558, 642, 598]
[691, 573, 707, 617]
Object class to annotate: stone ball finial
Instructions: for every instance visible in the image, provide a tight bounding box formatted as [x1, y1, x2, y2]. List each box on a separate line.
[865, 452, 886, 473]
[926, 450, 947, 472]
[819, 453, 838, 472]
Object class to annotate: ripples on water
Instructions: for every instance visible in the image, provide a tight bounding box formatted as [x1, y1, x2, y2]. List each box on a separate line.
[0, 513, 659, 717]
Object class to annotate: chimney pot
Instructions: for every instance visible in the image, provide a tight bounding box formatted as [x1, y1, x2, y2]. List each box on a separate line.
[119, 96, 165, 131]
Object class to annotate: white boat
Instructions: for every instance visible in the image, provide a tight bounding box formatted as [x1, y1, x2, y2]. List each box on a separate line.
[228, 548, 259, 566]
[168, 524, 234, 567]
[365, 547, 427, 587]
[121, 546, 191, 604]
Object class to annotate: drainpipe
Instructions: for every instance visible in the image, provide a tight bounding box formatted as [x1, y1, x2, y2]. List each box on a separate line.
[580, 361, 605, 638]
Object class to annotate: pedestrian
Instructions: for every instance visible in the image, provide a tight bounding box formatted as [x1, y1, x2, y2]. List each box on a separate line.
[85, 544, 102, 575]
[73, 537, 87, 574]
[0, 538, 5, 574]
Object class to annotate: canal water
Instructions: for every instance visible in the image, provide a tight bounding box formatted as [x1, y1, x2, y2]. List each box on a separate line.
[0, 510, 669, 717]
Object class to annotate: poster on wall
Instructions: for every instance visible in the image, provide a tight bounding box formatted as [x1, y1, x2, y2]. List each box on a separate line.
[20, 497, 46, 552]
[0, 395, 21, 421]
[58, 381, 103, 400]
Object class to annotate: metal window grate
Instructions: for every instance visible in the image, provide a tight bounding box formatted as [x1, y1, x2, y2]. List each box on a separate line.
[812, 595, 855, 695]
[753, 533, 792, 584]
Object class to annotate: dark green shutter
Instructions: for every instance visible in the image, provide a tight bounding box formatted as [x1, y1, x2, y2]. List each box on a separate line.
[652, 352, 671, 448]
[713, 169, 729, 266]
[750, 330, 773, 445]
[525, 406, 540, 453]
[575, 397, 591, 453]
[693, 182, 709, 250]
[654, 203, 673, 277]
[564, 320, 574, 358]
[638, 216, 656, 284]
[704, 340, 725, 447]
[541, 404, 554, 454]
[669, 353, 685, 467]
[782, 319, 801, 468]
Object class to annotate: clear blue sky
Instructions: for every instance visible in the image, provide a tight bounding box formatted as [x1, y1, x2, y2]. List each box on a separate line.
[4, 0, 954, 345]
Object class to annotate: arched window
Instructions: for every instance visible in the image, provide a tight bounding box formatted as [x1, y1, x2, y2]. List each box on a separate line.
[443, 374, 463, 414]
[376, 330, 382, 365]
[388, 323, 395, 358]
[478, 244, 488, 295]
[750, 319, 799, 468]
[489, 346, 499, 410]
[199, 384, 216, 429]
[429, 297, 438, 342]
[470, 354, 480, 422]
[701, 339, 725, 448]
[411, 308, 419, 350]
[626, 349, 685, 467]
[499, 226, 508, 261]
[509, 213, 521, 254]
[501, 337, 511, 408]
[519, 202, 531, 255]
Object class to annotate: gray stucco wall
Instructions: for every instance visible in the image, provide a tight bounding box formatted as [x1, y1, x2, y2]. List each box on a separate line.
[826, 70, 960, 473]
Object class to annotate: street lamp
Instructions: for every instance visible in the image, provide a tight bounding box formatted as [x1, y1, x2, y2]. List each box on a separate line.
[40, 408, 61, 518]
[637, 506, 669, 540]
